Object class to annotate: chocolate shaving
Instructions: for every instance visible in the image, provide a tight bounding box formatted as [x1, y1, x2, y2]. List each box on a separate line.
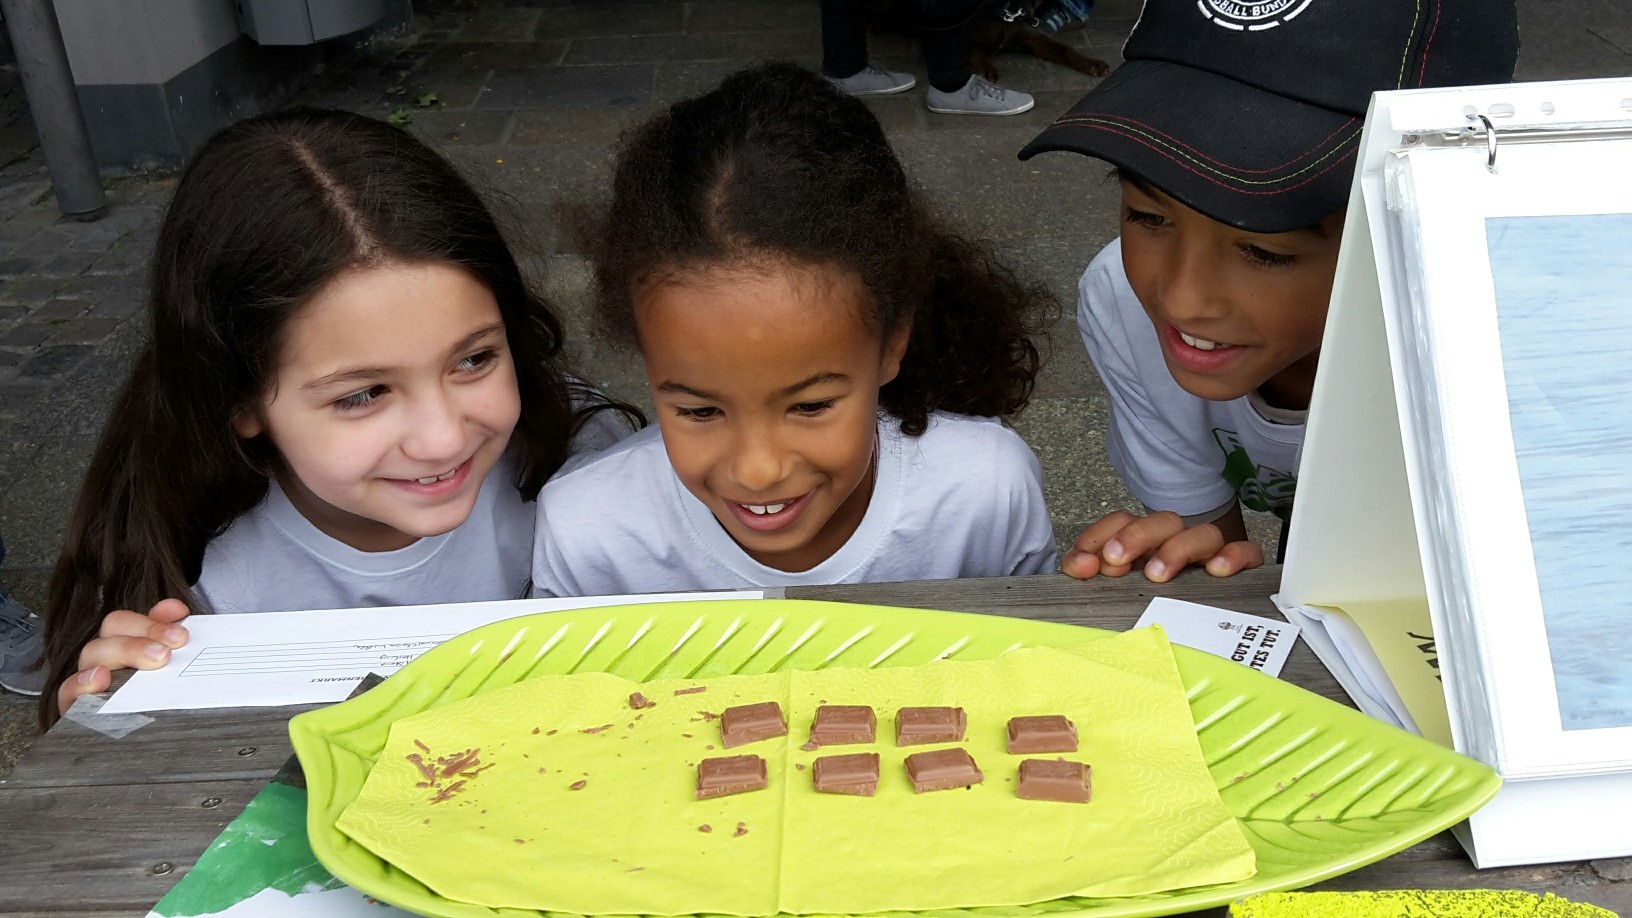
[697, 710, 720, 721]
[428, 779, 467, 804]
[629, 692, 656, 709]
[800, 741, 819, 752]
[674, 686, 708, 696]
[698, 824, 712, 833]
[569, 779, 587, 790]
[580, 723, 615, 735]
[547, 729, 558, 736]
[413, 739, 431, 754]
[406, 753, 438, 783]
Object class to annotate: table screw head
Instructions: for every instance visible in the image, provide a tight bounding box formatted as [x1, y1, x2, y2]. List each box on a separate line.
[151, 862, 174, 876]
[237, 746, 257, 756]
[201, 797, 222, 808]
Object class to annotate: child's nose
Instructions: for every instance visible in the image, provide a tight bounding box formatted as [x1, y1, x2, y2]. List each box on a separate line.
[1157, 249, 1228, 321]
[729, 427, 789, 493]
[402, 393, 465, 462]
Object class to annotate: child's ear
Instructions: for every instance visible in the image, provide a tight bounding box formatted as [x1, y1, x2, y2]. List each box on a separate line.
[231, 409, 264, 440]
[878, 320, 912, 386]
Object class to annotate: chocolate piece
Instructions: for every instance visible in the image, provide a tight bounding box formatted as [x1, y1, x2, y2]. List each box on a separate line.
[629, 692, 656, 710]
[719, 702, 787, 748]
[1006, 715, 1078, 754]
[695, 754, 768, 799]
[904, 748, 983, 793]
[895, 706, 967, 745]
[812, 752, 881, 796]
[809, 705, 876, 746]
[1016, 759, 1092, 802]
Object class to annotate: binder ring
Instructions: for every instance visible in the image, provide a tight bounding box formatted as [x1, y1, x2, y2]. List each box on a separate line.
[1475, 114, 1498, 173]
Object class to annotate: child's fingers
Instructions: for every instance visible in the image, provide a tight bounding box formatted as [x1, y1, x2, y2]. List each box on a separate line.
[1204, 540, 1265, 577]
[76, 634, 176, 674]
[1061, 512, 1141, 579]
[96, 609, 188, 647]
[56, 666, 111, 717]
[147, 598, 192, 624]
[1141, 523, 1228, 582]
[1099, 511, 1186, 568]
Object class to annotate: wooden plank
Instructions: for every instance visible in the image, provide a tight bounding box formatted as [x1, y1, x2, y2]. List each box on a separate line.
[0, 779, 263, 914]
[3, 705, 315, 790]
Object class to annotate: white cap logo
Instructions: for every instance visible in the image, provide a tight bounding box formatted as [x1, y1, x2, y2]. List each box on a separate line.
[1198, 0, 1315, 31]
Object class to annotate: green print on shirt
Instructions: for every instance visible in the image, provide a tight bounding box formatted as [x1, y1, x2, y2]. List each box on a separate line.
[1213, 429, 1297, 521]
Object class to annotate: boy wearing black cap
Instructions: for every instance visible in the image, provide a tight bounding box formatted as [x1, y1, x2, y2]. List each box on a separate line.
[1019, 0, 1518, 582]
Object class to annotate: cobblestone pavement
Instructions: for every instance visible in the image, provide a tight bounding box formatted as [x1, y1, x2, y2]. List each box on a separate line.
[2, 0, 1629, 774]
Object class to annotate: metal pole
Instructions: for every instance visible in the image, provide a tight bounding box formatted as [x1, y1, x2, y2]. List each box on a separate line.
[0, 0, 105, 221]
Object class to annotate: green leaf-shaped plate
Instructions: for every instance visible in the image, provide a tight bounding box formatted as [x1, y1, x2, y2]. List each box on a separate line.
[289, 600, 1498, 917]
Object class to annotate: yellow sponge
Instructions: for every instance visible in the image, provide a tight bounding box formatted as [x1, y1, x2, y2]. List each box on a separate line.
[1229, 891, 1618, 917]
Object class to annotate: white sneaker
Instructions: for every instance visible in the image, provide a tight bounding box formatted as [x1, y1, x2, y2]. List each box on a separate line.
[827, 63, 917, 96]
[926, 75, 1035, 116]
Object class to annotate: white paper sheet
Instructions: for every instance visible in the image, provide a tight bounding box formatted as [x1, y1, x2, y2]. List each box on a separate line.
[102, 591, 763, 714]
[1134, 597, 1299, 678]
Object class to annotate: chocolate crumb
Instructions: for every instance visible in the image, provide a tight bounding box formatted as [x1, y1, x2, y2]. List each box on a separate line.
[675, 686, 708, 696]
[514, 838, 526, 844]
[629, 692, 656, 710]
[733, 822, 748, 837]
[581, 723, 615, 735]
[681, 732, 693, 739]
[800, 741, 819, 752]
[547, 729, 558, 736]
[697, 710, 720, 721]
[795, 763, 807, 771]
[706, 744, 715, 751]
[538, 767, 547, 773]
[531, 727, 541, 735]
[569, 780, 587, 790]
[698, 824, 712, 833]
[626, 867, 645, 873]
[413, 739, 431, 753]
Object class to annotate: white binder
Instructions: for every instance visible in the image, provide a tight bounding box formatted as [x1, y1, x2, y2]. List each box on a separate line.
[1274, 77, 1632, 868]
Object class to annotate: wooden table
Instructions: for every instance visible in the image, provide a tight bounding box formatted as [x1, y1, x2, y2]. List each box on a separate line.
[1, 568, 1625, 917]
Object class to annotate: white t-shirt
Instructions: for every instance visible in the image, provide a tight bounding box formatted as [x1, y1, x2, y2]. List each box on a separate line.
[1079, 239, 1305, 521]
[194, 408, 631, 614]
[532, 411, 1058, 596]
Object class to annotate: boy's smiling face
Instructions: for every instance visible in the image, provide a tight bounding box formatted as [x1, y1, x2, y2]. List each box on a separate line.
[1117, 175, 1343, 410]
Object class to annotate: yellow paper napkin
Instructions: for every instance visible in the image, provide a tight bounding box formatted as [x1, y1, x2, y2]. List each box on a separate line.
[337, 626, 1254, 915]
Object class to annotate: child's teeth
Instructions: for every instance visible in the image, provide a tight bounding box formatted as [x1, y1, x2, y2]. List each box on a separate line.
[1179, 332, 1221, 351]
[415, 468, 459, 485]
[745, 502, 788, 515]
[416, 476, 437, 485]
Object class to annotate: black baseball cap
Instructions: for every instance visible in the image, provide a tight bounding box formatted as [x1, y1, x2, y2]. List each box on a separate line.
[1018, 0, 1519, 232]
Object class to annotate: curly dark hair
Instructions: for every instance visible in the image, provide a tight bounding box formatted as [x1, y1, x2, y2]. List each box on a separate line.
[581, 61, 1054, 436]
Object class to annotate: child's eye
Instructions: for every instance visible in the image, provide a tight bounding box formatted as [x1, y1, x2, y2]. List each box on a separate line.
[456, 349, 497, 373]
[1241, 244, 1296, 268]
[336, 385, 386, 412]
[674, 406, 721, 422]
[792, 400, 836, 417]
[1123, 207, 1169, 230]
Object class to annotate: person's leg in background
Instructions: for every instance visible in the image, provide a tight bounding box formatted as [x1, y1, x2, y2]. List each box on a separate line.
[0, 534, 46, 697]
[821, 0, 918, 95]
[917, 0, 1035, 115]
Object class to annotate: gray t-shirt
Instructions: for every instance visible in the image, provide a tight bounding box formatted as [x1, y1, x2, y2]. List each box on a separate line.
[532, 411, 1058, 596]
[1078, 239, 1306, 521]
[194, 408, 631, 614]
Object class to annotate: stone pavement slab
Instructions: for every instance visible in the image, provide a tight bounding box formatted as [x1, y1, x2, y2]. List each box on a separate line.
[3, 0, 1629, 778]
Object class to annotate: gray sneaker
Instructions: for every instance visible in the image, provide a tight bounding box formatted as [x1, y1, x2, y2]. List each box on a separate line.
[0, 593, 45, 697]
[927, 75, 1035, 116]
[827, 63, 917, 96]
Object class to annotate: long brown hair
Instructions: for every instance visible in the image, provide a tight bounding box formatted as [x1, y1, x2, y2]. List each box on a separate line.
[40, 108, 631, 726]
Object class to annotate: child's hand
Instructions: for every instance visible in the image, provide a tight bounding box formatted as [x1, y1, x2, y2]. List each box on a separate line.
[56, 598, 191, 716]
[1061, 507, 1264, 582]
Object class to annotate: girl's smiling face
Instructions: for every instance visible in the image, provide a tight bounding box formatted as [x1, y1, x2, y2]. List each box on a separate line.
[636, 260, 909, 572]
[235, 260, 521, 551]
[1118, 175, 1343, 410]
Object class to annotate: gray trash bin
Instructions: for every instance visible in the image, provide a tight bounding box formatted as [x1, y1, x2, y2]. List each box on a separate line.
[239, 0, 384, 45]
